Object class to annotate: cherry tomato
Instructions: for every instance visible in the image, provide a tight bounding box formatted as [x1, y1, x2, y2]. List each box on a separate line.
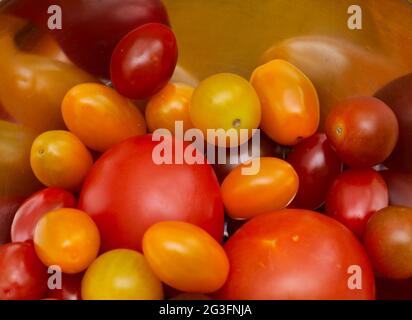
[221, 157, 299, 220]
[145, 82, 194, 133]
[189, 73, 261, 147]
[34, 208, 100, 274]
[325, 96, 399, 168]
[62, 83, 147, 152]
[250, 59, 319, 145]
[0, 242, 48, 300]
[364, 206, 412, 279]
[143, 221, 229, 293]
[216, 209, 375, 300]
[287, 133, 342, 210]
[46, 273, 82, 300]
[30, 130, 93, 191]
[111, 23, 178, 99]
[79, 134, 224, 251]
[325, 169, 388, 238]
[82, 249, 163, 300]
[381, 170, 412, 208]
[11, 187, 76, 243]
[375, 73, 412, 173]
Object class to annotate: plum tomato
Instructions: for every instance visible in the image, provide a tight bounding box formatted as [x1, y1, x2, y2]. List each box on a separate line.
[81, 249, 163, 300]
[189, 73, 261, 147]
[46, 273, 82, 300]
[79, 134, 224, 251]
[142, 221, 229, 293]
[145, 82, 194, 133]
[0, 242, 48, 300]
[11, 187, 77, 243]
[221, 157, 299, 220]
[325, 96, 399, 168]
[30, 130, 93, 191]
[375, 73, 412, 173]
[216, 209, 375, 300]
[325, 168, 388, 238]
[381, 170, 412, 208]
[34, 208, 100, 274]
[62, 83, 146, 152]
[250, 59, 319, 146]
[287, 133, 342, 210]
[364, 206, 412, 279]
[111, 23, 178, 100]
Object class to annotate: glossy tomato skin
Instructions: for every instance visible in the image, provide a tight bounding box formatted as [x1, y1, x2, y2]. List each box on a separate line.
[375, 74, 412, 173]
[364, 206, 412, 279]
[11, 187, 76, 243]
[46, 273, 82, 300]
[287, 133, 342, 210]
[325, 96, 399, 168]
[325, 169, 388, 238]
[111, 23, 178, 100]
[0, 242, 48, 300]
[79, 134, 224, 251]
[217, 209, 375, 300]
[381, 170, 412, 208]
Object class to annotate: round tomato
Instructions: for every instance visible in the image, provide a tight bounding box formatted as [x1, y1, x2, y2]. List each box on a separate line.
[221, 157, 299, 220]
[364, 206, 412, 279]
[325, 169, 388, 238]
[62, 83, 146, 152]
[79, 134, 224, 251]
[34, 208, 100, 274]
[287, 133, 342, 210]
[111, 23, 178, 99]
[325, 96, 399, 168]
[30, 130, 93, 191]
[381, 170, 412, 208]
[145, 82, 194, 133]
[82, 249, 163, 300]
[250, 59, 319, 145]
[143, 221, 229, 293]
[216, 209, 375, 300]
[46, 273, 82, 300]
[0, 242, 48, 300]
[189, 73, 261, 147]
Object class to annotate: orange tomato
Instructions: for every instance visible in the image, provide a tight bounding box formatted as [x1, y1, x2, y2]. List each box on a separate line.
[62, 83, 146, 152]
[30, 130, 93, 191]
[34, 208, 100, 274]
[145, 82, 194, 134]
[221, 157, 299, 220]
[250, 59, 319, 145]
[143, 221, 229, 293]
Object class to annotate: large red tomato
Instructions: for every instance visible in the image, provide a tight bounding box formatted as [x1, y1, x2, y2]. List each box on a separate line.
[79, 134, 224, 251]
[217, 209, 375, 300]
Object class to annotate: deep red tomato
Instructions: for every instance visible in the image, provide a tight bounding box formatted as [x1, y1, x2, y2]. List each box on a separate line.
[216, 209, 375, 300]
[0, 242, 48, 300]
[287, 133, 342, 210]
[381, 170, 412, 208]
[9, 0, 169, 78]
[11, 188, 76, 243]
[111, 23, 178, 100]
[325, 96, 399, 168]
[46, 273, 82, 300]
[325, 169, 388, 238]
[375, 73, 412, 173]
[79, 134, 224, 252]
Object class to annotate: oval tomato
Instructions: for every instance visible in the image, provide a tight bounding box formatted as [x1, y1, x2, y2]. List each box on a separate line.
[79, 134, 224, 251]
[216, 209, 375, 300]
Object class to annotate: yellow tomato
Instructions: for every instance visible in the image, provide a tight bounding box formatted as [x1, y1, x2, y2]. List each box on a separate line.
[30, 130, 93, 191]
[62, 83, 146, 152]
[34, 208, 100, 274]
[250, 59, 320, 145]
[82, 249, 164, 300]
[145, 82, 194, 134]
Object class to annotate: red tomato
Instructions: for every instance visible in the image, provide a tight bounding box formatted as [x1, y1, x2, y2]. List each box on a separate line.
[287, 133, 342, 210]
[381, 170, 412, 208]
[79, 134, 224, 251]
[111, 23, 178, 100]
[325, 169, 388, 238]
[325, 96, 399, 168]
[0, 242, 48, 300]
[216, 209, 375, 300]
[11, 188, 77, 243]
[46, 273, 82, 300]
